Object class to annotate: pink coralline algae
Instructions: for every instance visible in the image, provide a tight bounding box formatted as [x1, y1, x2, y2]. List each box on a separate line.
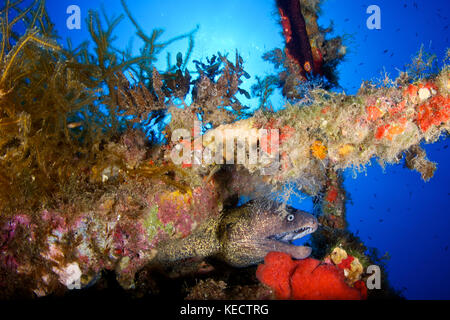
[155, 183, 220, 238]
[113, 219, 152, 258]
[156, 192, 195, 237]
[41, 210, 69, 234]
[0, 215, 32, 271]
[192, 183, 219, 223]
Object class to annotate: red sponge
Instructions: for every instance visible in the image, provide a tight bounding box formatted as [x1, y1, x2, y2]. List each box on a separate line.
[256, 251, 366, 300]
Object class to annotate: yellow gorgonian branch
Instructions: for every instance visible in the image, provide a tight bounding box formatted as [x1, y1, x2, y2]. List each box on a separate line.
[0, 30, 60, 84]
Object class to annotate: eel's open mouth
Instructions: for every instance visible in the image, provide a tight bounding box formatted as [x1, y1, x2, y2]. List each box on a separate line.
[267, 226, 314, 244]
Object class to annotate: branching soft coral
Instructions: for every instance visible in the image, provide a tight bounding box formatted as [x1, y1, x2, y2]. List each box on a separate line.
[0, 0, 199, 217]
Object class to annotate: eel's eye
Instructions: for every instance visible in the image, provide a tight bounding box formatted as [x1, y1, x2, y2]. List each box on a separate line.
[286, 214, 295, 222]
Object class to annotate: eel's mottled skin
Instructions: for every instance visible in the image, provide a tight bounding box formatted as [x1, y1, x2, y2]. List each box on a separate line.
[154, 199, 318, 267]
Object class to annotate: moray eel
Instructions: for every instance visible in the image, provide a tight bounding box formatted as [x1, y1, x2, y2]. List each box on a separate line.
[154, 199, 318, 267]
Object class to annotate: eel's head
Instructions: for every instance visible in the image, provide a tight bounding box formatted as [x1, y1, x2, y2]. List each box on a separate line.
[218, 199, 318, 267]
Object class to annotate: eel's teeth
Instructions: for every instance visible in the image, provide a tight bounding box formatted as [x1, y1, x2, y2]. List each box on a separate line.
[292, 227, 312, 240]
[281, 233, 293, 242]
[269, 226, 314, 243]
[292, 233, 303, 240]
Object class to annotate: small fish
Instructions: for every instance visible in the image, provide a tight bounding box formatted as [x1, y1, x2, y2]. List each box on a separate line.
[445, 246, 448, 251]
[373, 193, 377, 198]
[396, 28, 401, 32]
[358, 62, 364, 66]
[383, 49, 388, 54]
[67, 122, 83, 129]
[403, 4, 407, 8]
[413, 2, 418, 9]
[379, 219, 384, 223]
[344, 18, 350, 22]
[369, 206, 374, 210]
[390, 53, 394, 57]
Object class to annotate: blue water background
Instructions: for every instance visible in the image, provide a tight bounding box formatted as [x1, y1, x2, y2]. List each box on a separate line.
[45, 0, 449, 299]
